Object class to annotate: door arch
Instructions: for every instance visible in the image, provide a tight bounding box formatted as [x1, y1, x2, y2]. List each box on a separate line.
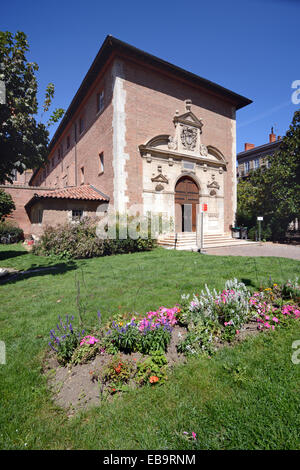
[175, 176, 199, 232]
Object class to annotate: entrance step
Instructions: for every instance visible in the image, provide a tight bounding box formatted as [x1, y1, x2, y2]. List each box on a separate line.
[157, 232, 260, 250]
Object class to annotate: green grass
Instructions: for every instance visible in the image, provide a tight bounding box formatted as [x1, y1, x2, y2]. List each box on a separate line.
[0, 243, 300, 449]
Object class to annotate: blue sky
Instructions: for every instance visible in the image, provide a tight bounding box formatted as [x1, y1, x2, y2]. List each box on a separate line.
[1, 0, 299, 152]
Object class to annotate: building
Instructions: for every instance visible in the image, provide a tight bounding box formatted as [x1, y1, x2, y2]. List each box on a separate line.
[237, 128, 282, 180]
[1, 36, 252, 238]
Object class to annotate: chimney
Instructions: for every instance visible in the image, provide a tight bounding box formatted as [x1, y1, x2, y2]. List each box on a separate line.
[244, 143, 255, 151]
[269, 126, 276, 143]
[277, 135, 281, 140]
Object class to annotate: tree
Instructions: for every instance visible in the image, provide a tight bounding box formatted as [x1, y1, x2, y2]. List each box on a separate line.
[0, 189, 15, 220]
[237, 109, 300, 240]
[0, 31, 64, 183]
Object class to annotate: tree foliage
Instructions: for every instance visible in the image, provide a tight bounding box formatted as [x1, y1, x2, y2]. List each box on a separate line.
[0, 31, 64, 183]
[237, 109, 300, 241]
[0, 188, 15, 220]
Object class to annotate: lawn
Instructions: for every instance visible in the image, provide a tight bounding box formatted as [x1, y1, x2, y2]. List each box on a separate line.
[0, 244, 300, 449]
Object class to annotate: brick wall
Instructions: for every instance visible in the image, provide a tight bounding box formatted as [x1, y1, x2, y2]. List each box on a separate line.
[0, 185, 53, 236]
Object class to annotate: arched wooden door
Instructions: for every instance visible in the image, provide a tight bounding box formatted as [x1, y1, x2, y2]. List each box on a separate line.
[175, 176, 199, 232]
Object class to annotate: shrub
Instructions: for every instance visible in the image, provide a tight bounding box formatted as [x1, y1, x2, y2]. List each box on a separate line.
[135, 352, 168, 386]
[101, 355, 135, 393]
[104, 320, 141, 354]
[177, 319, 221, 357]
[49, 315, 85, 365]
[71, 342, 104, 365]
[33, 217, 155, 259]
[0, 189, 15, 220]
[0, 221, 24, 243]
[139, 323, 172, 354]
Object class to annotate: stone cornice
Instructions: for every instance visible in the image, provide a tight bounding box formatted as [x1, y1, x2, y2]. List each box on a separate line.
[140, 146, 227, 168]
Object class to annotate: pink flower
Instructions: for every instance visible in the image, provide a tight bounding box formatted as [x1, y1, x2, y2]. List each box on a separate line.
[272, 317, 279, 323]
[236, 330, 240, 334]
[192, 432, 197, 441]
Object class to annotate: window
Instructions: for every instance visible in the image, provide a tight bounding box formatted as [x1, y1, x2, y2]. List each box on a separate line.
[244, 161, 250, 173]
[11, 168, 17, 181]
[67, 135, 70, 149]
[254, 158, 260, 169]
[80, 166, 84, 184]
[79, 117, 84, 134]
[38, 209, 43, 224]
[99, 152, 104, 173]
[97, 90, 104, 113]
[72, 209, 83, 221]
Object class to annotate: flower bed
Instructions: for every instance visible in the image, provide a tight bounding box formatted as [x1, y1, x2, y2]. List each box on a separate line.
[45, 277, 300, 410]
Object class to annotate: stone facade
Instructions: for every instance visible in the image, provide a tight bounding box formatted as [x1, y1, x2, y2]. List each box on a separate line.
[4, 36, 251, 238]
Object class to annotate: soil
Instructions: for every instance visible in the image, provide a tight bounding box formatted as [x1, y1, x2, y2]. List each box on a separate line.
[43, 321, 262, 415]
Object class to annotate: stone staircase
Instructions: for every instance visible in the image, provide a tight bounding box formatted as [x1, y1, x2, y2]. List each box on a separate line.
[157, 232, 260, 251]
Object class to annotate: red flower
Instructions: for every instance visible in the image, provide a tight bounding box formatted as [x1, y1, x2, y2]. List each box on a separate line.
[149, 376, 159, 384]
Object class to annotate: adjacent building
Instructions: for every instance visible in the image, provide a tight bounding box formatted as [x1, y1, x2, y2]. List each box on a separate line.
[237, 128, 282, 180]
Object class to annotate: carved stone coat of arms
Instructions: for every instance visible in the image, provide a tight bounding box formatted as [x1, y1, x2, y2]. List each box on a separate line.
[180, 126, 197, 151]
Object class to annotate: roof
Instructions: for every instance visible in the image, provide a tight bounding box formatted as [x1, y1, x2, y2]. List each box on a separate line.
[237, 139, 282, 160]
[49, 35, 252, 152]
[25, 184, 109, 209]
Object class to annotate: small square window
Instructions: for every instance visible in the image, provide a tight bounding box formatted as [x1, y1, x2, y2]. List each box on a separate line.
[72, 209, 83, 221]
[97, 91, 104, 113]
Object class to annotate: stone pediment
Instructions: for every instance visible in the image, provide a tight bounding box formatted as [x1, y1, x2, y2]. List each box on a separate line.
[173, 107, 203, 131]
[151, 173, 169, 184]
[207, 176, 220, 190]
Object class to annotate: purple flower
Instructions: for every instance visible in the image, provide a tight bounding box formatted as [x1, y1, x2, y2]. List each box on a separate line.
[49, 342, 58, 353]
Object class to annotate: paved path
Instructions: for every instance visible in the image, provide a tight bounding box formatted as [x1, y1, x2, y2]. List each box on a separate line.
[206, 242, 300, 261]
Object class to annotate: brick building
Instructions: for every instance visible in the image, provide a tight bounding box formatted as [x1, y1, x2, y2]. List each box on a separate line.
[237, 128, 282, 180]
[2, 36, 252, 238]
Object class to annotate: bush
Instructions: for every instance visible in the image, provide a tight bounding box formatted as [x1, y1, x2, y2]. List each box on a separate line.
[48, 315, 85, 365]
[33, 217, 156, 259]
[248, 224, 272, 241]
[0, 221, 24, 243]
[0, 189, 15, 220]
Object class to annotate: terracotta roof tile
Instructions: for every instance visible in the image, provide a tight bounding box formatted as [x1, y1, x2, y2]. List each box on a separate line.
[38, 185, 109, 201]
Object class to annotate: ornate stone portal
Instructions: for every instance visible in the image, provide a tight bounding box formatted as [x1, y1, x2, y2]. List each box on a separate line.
[139, 100, 227, 235]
